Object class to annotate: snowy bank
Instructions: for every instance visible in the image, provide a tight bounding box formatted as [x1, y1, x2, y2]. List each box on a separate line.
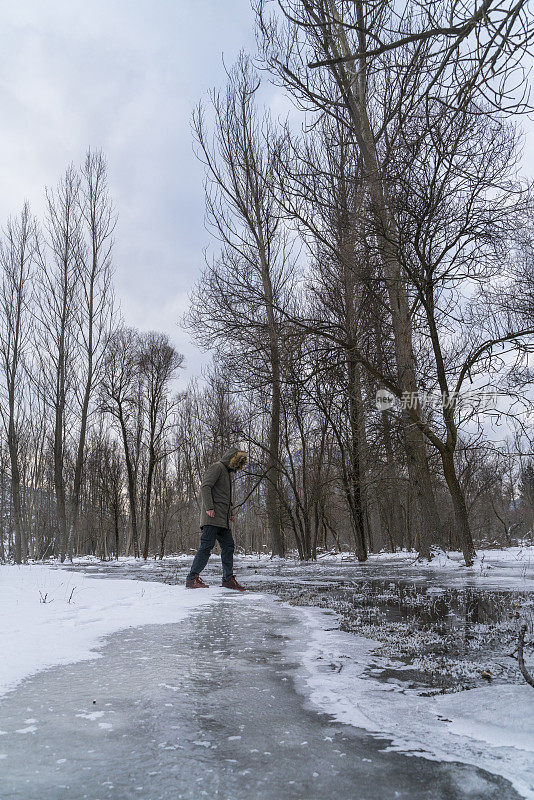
[0, 565, 217, 699]
[298, 605, 534, 800]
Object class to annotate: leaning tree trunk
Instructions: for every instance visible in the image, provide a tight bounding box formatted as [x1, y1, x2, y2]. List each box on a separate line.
[441, 447, 476, 566]
[518, 624, 534, 689]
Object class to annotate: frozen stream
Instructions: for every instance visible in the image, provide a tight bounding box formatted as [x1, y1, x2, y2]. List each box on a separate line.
[0, 567, 522, 800]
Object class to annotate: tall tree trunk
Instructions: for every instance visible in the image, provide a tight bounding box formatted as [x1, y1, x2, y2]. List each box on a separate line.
[55, 331, 68, 562]
[441, 448, 475, 566]
[0, 205, 35, 563]
[266, 382, 284, 556]
[353, 363, 379, 554]
[143, 449, 155, 560]
[70, 374, 91, 559]
[70, 264, 95, 558]
[8, 406, 25, 564]
[342, 243, 368, 560]
[0, 472, 5, 562]
[381, 409, 405, 549]
[402, 418, 438, 560]
[54, 411, 67, 562]
[113, 490, 120, 560]
[259, 244, 284, 557]
[347, 352, 367, 560]
[119, 412, 139, 558]
[326, 3, 441, 558]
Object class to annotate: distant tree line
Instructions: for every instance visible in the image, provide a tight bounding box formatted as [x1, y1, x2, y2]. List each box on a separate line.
[1, 0, 534, 565]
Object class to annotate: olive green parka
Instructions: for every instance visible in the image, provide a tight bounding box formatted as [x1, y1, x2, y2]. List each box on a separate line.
[199, 447, 247, 529]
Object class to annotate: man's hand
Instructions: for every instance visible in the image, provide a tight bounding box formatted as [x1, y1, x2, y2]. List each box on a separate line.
[229, 515, 235, 523]
[206, 509, 215, 518]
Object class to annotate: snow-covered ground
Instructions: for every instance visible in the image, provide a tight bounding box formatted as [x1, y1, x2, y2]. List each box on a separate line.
[153, 545, 534, 798]
[0, 565, 217, 700]
[296, 604, 534, 799]
[2, 550, 533, 798]
[358, 545, 534, 588]
[242, 546, 534, 797]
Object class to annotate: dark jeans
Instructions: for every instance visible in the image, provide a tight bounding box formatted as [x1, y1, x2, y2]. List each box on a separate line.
[187, 525, 234, 580]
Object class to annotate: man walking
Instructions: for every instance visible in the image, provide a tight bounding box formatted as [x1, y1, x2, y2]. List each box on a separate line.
[186, 446, 248, 591]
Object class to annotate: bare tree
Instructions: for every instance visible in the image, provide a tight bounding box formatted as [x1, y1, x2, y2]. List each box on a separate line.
[69, 149, 116, 556]
[189, 55, 293, 557]
[255, 0, 455, 559]
[35, 166, 82, 561]
[138, 332, 182, 560]
[255, 0, 534, 563]
[0, 203, 37, 563]
[273, 117, 385, 559]
[100, 327, 142, 557]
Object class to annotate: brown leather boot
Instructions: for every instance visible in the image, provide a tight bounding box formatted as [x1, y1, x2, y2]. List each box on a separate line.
[221, 575, 246, 591]
[185, 574, 210, 589]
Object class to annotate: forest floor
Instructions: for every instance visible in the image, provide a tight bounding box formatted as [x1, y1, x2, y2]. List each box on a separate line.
[1, 548, 533, 799]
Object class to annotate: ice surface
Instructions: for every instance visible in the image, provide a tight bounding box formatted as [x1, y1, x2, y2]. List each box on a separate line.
[0, 593, 520, 800]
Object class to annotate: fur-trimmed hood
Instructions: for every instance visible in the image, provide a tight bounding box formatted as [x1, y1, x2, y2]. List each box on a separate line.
[220, 447, 247, 471]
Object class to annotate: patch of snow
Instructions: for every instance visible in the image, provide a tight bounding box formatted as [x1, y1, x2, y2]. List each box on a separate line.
[76, 710, 105, 721]
[15, 725, 37, 734]
[0, 565, 219, 699]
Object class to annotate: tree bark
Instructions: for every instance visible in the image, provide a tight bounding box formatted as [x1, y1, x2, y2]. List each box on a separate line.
[441, 447, 475, 566]
[70, 354, 91, 559]
[325, 3, 441, 558]
[55, 329, 68, 563]
[346, 352, 367, 560]
[143, 447, 155, 560]
[8, 412, 25, 564]
[259, 244, 285, 557]
[113, 491, 120, 560]
[118, 410, 139, 558]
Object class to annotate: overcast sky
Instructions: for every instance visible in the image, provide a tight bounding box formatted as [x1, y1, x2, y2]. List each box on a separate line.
[0, 0, 267, 384]
[1, 1, 534, 392]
